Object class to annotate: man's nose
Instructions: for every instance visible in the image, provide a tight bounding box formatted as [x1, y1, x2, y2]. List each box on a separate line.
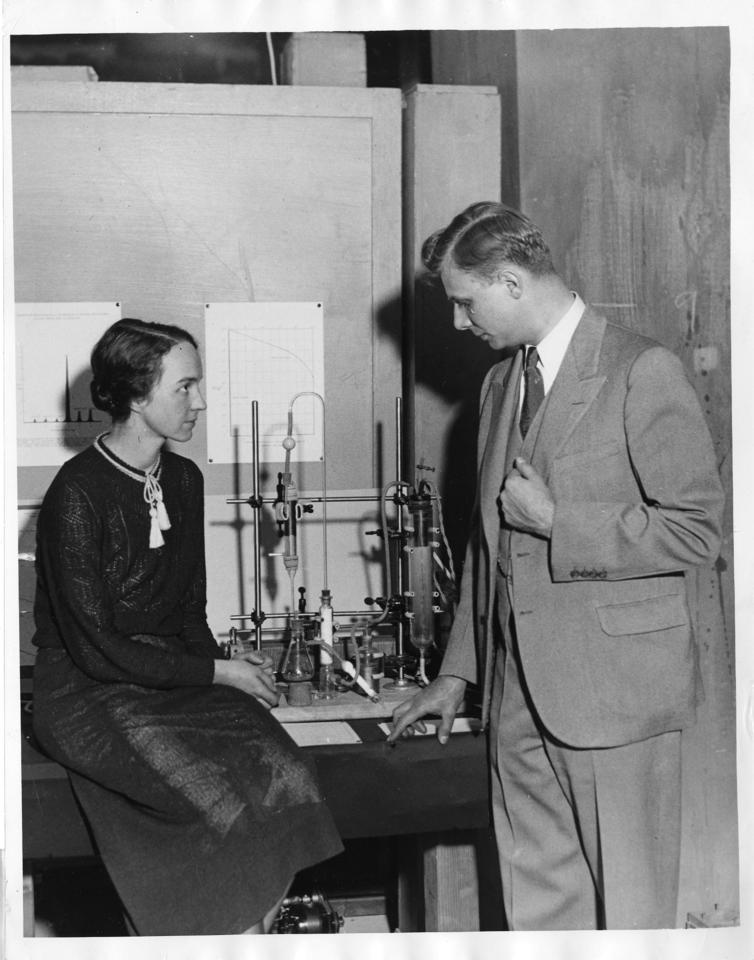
[453, 304, 471, 331]
[193, 386, 207, 411]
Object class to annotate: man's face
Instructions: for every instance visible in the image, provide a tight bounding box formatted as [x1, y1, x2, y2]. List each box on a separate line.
[135, 342, 207, 443]
[440, 261, 529, 351]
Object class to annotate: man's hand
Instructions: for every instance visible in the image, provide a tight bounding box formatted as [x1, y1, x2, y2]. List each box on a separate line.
[500, 457, 554, 537]
[388, 675, 467, 745]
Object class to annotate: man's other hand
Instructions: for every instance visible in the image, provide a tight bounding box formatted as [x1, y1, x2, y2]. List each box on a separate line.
[388, 675, 467, 745]
[501, 456, 554, 537]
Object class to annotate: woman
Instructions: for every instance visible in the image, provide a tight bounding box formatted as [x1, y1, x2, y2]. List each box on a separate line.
[31, 318, 342, 936]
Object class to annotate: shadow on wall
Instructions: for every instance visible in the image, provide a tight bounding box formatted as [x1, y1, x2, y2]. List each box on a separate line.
[375, 279, 502, 570]
[415, 274, 507, 565]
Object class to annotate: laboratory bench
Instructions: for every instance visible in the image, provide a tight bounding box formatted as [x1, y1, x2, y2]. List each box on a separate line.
[19, 678, 501, 935]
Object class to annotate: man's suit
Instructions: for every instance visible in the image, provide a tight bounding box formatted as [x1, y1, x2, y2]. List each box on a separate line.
[439, 307, 724, 928]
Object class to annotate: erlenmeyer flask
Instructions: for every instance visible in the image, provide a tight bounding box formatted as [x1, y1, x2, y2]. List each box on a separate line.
[281, 617, 314, 705]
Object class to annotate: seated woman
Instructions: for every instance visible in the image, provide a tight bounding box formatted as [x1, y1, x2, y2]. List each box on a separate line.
[31, 318, 342, 936]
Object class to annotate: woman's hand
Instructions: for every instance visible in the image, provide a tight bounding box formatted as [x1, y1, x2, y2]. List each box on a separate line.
[213, 651, 280, 709]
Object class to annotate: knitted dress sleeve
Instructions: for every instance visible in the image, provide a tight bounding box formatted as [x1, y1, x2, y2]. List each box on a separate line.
[34, 466, 215, 689]
[177, 462, 224, 660]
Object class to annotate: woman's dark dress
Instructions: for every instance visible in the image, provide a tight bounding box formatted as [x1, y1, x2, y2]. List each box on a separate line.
[32, 442, 342, 936]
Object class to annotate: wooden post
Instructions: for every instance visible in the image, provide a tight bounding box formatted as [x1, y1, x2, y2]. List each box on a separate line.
[422, 833, 481, 932]
[402, 83, 501, 562]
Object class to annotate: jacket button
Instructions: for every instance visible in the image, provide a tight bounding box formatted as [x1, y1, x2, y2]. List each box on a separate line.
[519, 609, 533, 616]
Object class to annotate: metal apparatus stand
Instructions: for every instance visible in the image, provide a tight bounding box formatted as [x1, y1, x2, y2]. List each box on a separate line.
[225, 397, 443, 688]
[391, 398, 412, 687]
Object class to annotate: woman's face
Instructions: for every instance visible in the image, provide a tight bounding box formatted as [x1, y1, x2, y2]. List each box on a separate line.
[133, 342, 207, 443]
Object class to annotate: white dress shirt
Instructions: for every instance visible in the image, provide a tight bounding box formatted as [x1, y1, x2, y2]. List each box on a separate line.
[522, 293, 586, 402]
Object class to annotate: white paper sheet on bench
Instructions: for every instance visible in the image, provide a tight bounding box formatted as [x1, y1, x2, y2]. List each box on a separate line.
[281, 721, 362, 746]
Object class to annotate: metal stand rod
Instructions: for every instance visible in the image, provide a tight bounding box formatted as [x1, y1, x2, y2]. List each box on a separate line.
[231, 608, 388, 623]
[251, 401, 263, 651]
[226, 494, 384, 505]
[393, 397, 412, 687]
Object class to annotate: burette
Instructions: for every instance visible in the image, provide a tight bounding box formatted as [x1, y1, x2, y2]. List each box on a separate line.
[279, 392, 335, 678]
[279, 391, 329, 611]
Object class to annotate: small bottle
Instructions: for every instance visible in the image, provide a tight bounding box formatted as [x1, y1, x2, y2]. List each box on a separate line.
[317, 589, 336, 699]
[360, 629, 374, 687]
[361, 627, 384, 696]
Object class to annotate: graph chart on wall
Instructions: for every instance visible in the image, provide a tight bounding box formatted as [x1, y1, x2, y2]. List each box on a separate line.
[15, 303, 121, 467]
[204, 302, 325, 465]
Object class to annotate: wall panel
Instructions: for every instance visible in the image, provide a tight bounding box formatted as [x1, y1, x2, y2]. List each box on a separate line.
[12, 74, 402, 644]
[12, 78, 402, 500]
[431, 26, 735, 925]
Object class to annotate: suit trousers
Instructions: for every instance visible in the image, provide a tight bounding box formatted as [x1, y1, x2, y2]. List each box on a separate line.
[489, 569, 682, 930]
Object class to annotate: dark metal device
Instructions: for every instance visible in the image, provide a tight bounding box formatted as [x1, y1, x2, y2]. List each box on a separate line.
[274, 890, 344, 934]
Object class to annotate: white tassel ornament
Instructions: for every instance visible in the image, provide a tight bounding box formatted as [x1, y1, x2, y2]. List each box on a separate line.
[94, 436, 171, 550]
[144, 471, 171, 549]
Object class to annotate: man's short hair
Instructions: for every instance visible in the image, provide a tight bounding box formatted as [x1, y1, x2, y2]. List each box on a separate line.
[422, 201, 555, 280]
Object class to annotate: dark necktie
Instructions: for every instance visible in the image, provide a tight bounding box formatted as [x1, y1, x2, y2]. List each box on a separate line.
[520, 346, 544, 438]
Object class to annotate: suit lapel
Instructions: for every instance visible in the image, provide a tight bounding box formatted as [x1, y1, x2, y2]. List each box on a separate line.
[528, 309, 607, 482]
[479, 350, 522, 546]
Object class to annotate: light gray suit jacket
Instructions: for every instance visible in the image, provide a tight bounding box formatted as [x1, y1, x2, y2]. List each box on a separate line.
[440, 308, 724, 748]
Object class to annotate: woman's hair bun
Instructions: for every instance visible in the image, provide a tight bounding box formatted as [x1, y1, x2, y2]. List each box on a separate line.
[90, 379, 117, 413]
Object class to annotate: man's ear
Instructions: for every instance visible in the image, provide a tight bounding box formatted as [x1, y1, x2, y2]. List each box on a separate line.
[498, 268, 523, 300]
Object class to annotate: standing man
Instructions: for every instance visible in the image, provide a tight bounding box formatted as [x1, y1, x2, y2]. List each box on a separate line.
[390, 202, 724, 930]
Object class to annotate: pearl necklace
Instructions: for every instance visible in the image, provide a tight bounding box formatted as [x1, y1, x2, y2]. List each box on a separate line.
[94, 434, 171, 549]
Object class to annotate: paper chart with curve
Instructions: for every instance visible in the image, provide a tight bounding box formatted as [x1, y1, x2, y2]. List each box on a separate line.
[204, 302, 325, 465]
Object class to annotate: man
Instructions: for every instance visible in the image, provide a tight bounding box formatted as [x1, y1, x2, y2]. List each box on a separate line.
[389, 202, 724, 930]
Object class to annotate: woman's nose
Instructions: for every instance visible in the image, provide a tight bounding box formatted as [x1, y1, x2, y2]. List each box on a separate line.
[193, 386, 207, 411]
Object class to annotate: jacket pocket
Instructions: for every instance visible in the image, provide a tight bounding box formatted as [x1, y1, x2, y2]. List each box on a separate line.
[595, 593, 688, 636]
[553, 442, 622, 465]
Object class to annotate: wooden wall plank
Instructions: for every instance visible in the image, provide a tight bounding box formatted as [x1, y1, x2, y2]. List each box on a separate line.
[430, 31, 519, 204]
[515, 27, 734, 923]
[431, 26, 735, 925]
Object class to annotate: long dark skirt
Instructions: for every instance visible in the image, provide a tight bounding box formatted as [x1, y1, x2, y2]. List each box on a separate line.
[32, 646, 342, 936]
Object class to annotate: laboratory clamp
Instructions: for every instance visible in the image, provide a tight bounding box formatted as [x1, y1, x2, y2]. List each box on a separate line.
[223, 394, 457, 707]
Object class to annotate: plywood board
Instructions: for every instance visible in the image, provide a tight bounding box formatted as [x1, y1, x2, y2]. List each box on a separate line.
[11, 80, 402, 500]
